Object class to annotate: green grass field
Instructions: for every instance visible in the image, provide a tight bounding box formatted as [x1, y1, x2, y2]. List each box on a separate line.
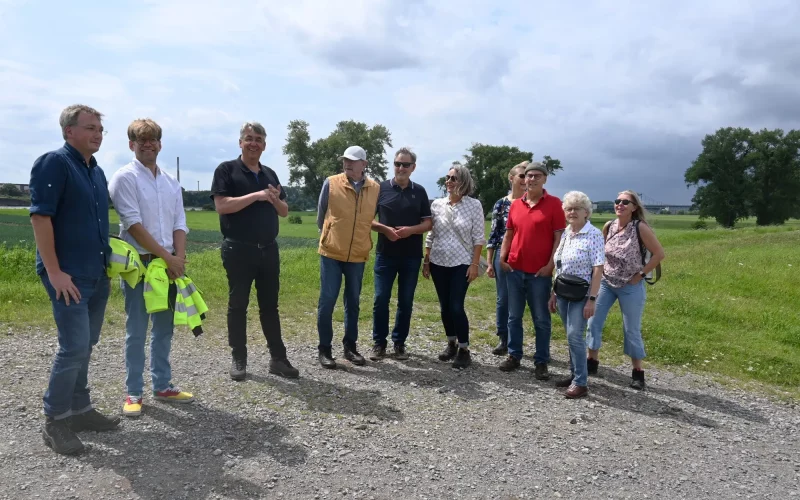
[1, 208, 799, 395]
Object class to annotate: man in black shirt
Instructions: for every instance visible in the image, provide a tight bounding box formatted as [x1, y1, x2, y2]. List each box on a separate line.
[369, 147, 432, 360]
[210, 122, 299, 380]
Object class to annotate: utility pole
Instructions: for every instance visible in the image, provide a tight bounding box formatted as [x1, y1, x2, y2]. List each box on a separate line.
[176, 156, 180, 184]
[197, 180, 199, 192]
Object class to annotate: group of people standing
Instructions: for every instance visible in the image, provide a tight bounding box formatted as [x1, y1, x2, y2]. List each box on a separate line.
[28, 103, 664, 456]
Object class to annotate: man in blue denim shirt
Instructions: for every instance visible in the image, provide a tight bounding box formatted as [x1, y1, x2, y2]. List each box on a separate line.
[29, 104, 120, 455]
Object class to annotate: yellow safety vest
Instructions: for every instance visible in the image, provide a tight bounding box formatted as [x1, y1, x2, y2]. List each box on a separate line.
[107, 237, 144, 288]
[143, 258, 208, 336]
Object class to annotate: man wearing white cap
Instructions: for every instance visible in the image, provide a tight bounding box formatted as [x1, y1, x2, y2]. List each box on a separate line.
[315, 145, 380, 368]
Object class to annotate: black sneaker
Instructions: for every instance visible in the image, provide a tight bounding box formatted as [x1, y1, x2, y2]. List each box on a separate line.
[318, 347, 337, 369]
[43, 418, 84, 455]
[393, 344, 409, 360]
[498, 355, 520, 372]
[491, 337, 508, 356]
[630, 369, 646, 390]
[534, 363, 550, 380]
[438, 341, 458, 361]
[230, 355, 247, 381]
[587, 358, 599, 376]
[452, 347, 472, 369]
[369, 344, 386, 361]
[343, 343, 366, 366]
[269, 358, 300, 379]
[69, 409, 121, 432]
[554, 376, 573, 388]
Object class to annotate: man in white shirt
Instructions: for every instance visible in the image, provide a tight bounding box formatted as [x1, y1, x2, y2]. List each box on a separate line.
[108, 118, 194, 418]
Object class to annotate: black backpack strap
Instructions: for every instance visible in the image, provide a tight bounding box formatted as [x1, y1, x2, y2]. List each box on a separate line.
[634, 219, 646, 265]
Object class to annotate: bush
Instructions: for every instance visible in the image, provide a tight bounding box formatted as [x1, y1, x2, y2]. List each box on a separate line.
[202, 204, 215, 211]
[691, 220, 709, 230]
[288, 215, 303, 224]
[677, 210, 686, 215]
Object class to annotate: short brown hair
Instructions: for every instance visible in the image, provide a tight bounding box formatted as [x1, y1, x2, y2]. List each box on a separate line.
[59, 104, 103, 140]
[127, 118, 162, 142]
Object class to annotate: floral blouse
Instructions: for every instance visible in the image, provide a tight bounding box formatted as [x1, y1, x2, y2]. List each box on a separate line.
[486, 196, 513, 249]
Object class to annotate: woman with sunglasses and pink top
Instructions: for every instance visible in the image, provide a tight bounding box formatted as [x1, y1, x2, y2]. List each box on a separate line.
[585, 190, 665, 389]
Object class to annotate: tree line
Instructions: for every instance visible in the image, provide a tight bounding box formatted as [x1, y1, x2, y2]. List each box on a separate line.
[685, 127, 800, 227]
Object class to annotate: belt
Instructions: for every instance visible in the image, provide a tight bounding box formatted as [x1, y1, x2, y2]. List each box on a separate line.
[140, 253, 156, 262]
[224, 238, 275, 249]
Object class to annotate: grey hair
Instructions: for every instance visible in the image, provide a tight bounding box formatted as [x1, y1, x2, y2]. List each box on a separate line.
[239, 121, 267, 139]
[448, 163, 476, 197]
[59, 104, 103, 140]
[562, 190, 593, 218]
[394, 147, 416, 163]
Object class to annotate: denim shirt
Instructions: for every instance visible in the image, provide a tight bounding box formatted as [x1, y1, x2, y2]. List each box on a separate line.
[29, 142, 110, 279]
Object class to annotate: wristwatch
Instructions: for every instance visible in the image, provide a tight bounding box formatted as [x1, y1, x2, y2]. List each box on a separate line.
[589, 295, 597, 301]
[639, 271, 646, 278]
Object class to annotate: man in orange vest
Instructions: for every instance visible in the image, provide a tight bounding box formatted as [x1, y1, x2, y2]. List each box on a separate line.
[316, 146, 380, 368]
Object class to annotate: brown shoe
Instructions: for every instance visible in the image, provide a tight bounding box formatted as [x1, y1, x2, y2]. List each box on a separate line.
[564, 384, 588, 399]
[498, 355, 520, 372]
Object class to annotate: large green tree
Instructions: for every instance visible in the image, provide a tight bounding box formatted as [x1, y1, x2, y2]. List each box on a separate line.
[284, 120, 392, 198]
[747, 128, 800, 226]
[435, 144, 562, 215]
[685, 127, 753, 228]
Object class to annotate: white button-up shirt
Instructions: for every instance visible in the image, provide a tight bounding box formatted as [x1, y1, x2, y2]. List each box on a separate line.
[108, 158, 189, 255]
[554, 221, 605, 283]
[425, 196, 486, 267]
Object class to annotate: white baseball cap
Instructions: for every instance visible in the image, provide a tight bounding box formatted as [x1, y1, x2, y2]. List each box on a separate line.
[338, 145, 367, 161]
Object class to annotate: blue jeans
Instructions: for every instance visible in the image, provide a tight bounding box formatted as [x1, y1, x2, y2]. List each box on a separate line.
[506, 270, 552, 363]
[493, 251, 509, 338]
[557, 297, 589, 386]
[371, 253, 422, 347]
[586, 279, 647, 359]
[429, 263, 471, 345]
[123, 276, 174, 397]
[317, 255, 366, 348]
[40, 274, 110, 419]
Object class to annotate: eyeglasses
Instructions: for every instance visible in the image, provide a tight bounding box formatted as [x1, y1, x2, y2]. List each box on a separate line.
[526, 173, 545, 181]
[78, 125, 107, 136]
[614, 199, 633, 206]
[564, 207, 584, 212]
[135, 138, 160, 145]
[445, 175, 458, 182]
[394, 161, 414, 168]
[516, 173, 526, 179]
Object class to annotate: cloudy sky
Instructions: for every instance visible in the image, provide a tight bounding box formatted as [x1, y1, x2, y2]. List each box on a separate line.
[2, 0, 799, 205]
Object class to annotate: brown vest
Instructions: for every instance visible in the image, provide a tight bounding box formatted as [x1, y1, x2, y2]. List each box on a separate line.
[318, 173, 380, 263]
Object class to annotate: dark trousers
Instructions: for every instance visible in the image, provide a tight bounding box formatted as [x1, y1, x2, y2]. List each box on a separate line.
[429, 263, 471, 345]
[221, 239, 286, 360]
[371, 253, 422, 347]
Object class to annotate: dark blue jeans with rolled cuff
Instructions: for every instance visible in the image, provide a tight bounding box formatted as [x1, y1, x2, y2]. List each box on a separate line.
[40, 273, 110, 419]
[371, 253, 422, 347]
[493, 251, 509, 339]
[317, 255, 366, 349]
[506, 270, 552, 364]
[429, 263, 471, 346]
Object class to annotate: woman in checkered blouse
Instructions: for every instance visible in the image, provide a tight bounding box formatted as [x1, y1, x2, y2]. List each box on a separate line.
[423, 164, 486, 369]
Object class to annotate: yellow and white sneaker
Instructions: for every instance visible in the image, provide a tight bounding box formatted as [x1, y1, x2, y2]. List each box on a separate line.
[153, 384, 194, 403]
[123, 395, 143, 417]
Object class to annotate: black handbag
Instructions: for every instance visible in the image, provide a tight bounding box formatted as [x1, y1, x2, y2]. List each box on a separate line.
[553, 234, 590, 301]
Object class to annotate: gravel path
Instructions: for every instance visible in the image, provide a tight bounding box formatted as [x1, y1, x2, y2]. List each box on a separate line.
[0, 326, 798, 500]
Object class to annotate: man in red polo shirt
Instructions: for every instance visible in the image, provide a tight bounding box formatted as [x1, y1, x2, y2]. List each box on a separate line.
[498, 161, 566, 379]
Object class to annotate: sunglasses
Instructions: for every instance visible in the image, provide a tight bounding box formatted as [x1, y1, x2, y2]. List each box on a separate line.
[445, 175, 458, 182]
[394, 161, 414, 168]
[516, 173, 526, 179]
[614, 199, 634, 206]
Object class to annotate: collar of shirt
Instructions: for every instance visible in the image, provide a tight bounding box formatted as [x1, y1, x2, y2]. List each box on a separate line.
[237, 156, 265, 176]
[569, 220, 594, 235]
[63, 142, 98, 168]
[522, 189, 550, 206]
[347, 175, 366, 187]
[390, 178, 414, 190]
[132, 158, 160, 176]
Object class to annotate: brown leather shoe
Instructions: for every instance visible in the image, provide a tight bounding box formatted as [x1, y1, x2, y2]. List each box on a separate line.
[564, 384, 588, 399]
[554, 377, 573, 388]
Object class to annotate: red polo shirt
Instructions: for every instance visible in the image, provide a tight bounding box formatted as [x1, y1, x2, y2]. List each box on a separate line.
[506, 189, 567, 274]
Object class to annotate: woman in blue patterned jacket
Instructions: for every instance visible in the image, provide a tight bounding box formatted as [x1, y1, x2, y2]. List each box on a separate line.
[485, 161, 528, 356]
